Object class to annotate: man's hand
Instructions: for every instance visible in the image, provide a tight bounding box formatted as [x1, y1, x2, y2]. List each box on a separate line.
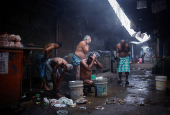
[92, 54, 96, 60]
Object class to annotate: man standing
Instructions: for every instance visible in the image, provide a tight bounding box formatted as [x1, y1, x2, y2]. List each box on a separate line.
[72, 35, 91, 80]
[141, 53, 146, 63]
[45, 57, 73, 98]
[80, 53, 102, 93]
[36, 41, 62, 90]
[116, 40, 130, 84]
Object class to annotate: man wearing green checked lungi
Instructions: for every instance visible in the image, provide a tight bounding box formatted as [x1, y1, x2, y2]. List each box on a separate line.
[116, 40, 130, 84]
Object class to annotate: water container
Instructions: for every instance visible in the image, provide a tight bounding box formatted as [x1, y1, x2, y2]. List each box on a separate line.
[69, 80, 83, 101]
[93, 77, 108, 97]
[155, 76, 167, 90]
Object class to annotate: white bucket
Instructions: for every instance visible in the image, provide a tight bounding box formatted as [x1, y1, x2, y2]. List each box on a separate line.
[93, 78, 108, 97]
[69, 80, 83, 101]
[155, 76, 167, 90]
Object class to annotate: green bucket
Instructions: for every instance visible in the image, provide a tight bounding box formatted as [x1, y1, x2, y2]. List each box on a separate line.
[91, 75, 96, 80]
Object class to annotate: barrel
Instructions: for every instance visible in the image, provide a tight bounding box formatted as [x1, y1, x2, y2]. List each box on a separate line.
[93, 78, 108, 97]
[69, 80, 83, 101]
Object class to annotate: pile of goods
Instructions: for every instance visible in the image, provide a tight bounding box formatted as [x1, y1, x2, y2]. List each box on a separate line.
[0, 33, 22, 48]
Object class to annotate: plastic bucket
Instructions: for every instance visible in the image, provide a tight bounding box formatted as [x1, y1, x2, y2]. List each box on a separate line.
[93, 78, 108, 97]
[155, 76, 167, 90]
[69, 80, 83, 101]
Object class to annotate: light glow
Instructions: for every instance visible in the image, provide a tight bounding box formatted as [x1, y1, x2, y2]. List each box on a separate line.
[141, 46, 150, 52]
[108, 0, 150, 44]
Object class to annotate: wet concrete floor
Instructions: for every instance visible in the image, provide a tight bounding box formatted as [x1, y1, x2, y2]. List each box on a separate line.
[2, 62, 170, 115]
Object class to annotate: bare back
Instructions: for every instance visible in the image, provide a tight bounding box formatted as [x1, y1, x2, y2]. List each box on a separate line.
[116, 43, 129, 57]
[41, 43, 55, 58]
[75, 41, 89, 59]
[52, 58, 68, 67]
[80, 59, 91, 80]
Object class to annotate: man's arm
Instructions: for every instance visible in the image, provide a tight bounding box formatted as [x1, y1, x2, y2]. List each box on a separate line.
[52, 61, 63, 77]
[127, 44, 130, 52]
[80, 59, 95, 71]
[45, 44, 55, 59]
[82, 42, 89, 54]
[94, 60, 103, 69]
[116, 44, 119, 57]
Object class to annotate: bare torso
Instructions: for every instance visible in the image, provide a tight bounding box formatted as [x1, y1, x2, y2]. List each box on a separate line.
[75, 41, 89, 59]
[117, 43, 129, 57]
[41, 43, 55, 58]
[80, 59, 91, 80]
[51, 58, 68, 67]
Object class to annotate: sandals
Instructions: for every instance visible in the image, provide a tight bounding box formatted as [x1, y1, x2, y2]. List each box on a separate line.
[117, 80, 121, 84]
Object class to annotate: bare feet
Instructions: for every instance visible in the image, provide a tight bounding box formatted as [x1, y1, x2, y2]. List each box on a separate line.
[44, 86, 50, 91]
[52, 91, 64, 98]
[56, 93, 64, 98]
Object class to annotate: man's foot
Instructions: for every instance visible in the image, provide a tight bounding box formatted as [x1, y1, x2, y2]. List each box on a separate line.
[52, 91, 64, 98]
[117, 80, 121, 84]
[56, 93, 64, 98]
[44, 87, 50, 91]
[125, 81, 129, 84]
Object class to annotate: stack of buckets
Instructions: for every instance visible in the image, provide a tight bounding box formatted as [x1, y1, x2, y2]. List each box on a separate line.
[155, 76, 167, 90]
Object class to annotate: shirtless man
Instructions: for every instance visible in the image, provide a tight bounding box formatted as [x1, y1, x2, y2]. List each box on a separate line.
[116, 40, 130, 84]
[45, 57, 73, 98]
[36, 41, 62, 90]
[80, 53, 102, 93]
[72, 35, 91, 80]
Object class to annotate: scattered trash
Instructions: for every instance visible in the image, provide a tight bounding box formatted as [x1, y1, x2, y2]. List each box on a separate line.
[22, 94, 26, 98]
[35, 94, 40, 97]
[44, 103, 48, 105]
[105, 99, 116, 104]
[70, 103, 76, 108]
[109, 99, 116, 104]
[43, 97, 49, 103]
[83, 96, 86, 98]
[37, 98, 41, 101]
[49, 97, 74, 107]
[76, 98, 88, 104]
[88, 102, 91, 104]
[117, 99, 126, 105]
[54, 104, 67, 108]
[79, 107, 86, 109]
[36, 102, 40, 105]
[56, 110, 68, 115]
[95, 106, 105, 110]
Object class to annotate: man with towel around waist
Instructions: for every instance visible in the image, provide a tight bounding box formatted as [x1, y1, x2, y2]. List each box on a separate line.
[36, 41, 62, 90]
[72, 35, 91, 80]
[116, 40, 130, 84]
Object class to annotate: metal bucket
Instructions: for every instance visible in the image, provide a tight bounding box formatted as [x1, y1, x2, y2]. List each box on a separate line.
[69, 80, 83, 101]
[93, 78, 108, 97]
